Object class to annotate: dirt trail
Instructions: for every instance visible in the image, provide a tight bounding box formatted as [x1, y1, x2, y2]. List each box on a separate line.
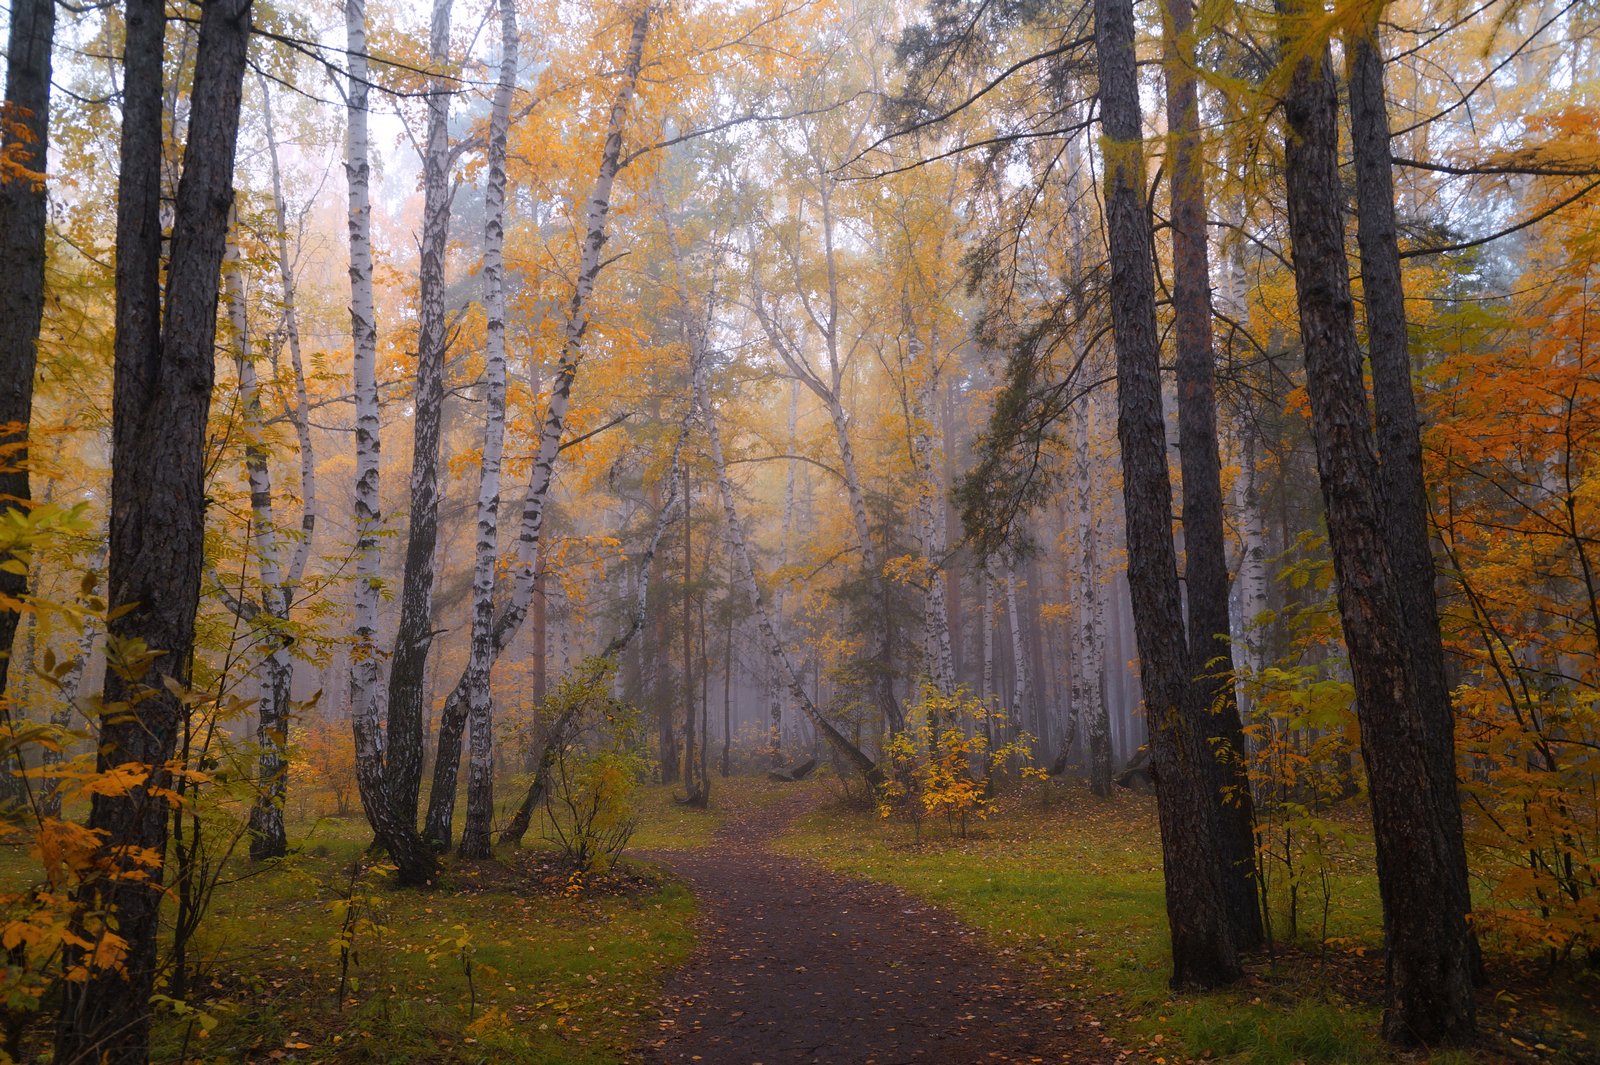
[639, 787, 1118, 1065]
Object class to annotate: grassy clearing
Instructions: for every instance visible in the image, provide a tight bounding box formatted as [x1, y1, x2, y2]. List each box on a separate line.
[776, 780, 1599, 1065]
[134, 814, 696, 1065]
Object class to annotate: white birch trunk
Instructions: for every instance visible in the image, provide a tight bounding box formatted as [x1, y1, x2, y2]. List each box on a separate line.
[459, 0, 517, 859]
[767, 378, 800, 758]
[345, 0, 432, 883]
[258, 74, 317, 592]
[1003, 563, 1030, 743]
[904, 307, 956, 696]
[427, 3, 653, 842]
[226, 241, 294, 859]
[1233, 427, 1268, 726]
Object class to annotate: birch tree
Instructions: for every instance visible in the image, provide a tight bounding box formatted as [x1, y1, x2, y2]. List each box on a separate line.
[344, 0, 436, 886]
[426, 2, 655, 847]
[458, 0, 519, 861]
[385, 0, 458, 832]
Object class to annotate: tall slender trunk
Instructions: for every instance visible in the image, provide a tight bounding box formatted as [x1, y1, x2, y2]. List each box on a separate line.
[386, 0, 457, 833]
[1074, 403, 1113, 795]
[1344, 7, 1478, 978]
[343, 0, 435, 887]
[244, 76, 320, 861]
[1003, 565, 1030, 740]
[981, 566, 995, 713]
[226, 248, 294, 862]
[458, 0, 518, 861]
[767, 379, 800, 759]
[1095, 0, 1241, 989]
[1233, 428, 1268, 723]
[722, 548, 734, 776]
[56, 0, 255, 1056]
[905, 305, 956, 695]
[681, 472, 699, 800]
[426, 3, 653, 843]
[0, 0, 54, 695]
[1277, 2, 1474, 1042]
[1163, 0, 1262, 950]
[258, 75, 318, 593]
[41, 546, 105, 820]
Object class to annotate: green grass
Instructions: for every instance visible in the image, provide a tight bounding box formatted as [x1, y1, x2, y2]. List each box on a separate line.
[138, 814, 698, 1065]
[775, 781, 1594, 1065]
[623, 782, 723, 851]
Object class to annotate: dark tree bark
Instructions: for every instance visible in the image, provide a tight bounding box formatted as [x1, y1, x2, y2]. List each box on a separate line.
[1343, 10, 1478, 978]
[54, 0, 253, 1057]
[1096, 0, 1241, 990]
[0, 0, 54, 695]
[387, 0, 456, 834]
[1276, 5, 1475, 1044]
[1162, 0, 1262, 952]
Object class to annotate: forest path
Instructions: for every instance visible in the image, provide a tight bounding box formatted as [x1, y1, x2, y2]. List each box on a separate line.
[637, 785, 1118, 1065]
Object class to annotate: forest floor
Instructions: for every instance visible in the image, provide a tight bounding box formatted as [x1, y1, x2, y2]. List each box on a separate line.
[774, 777, 1600, 1065]
[636, 781, 1118, 1064]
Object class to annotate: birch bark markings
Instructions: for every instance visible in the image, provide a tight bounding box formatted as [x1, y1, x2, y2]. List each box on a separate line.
[385, 0, 457, 833]
[458, 0, 518, 862]
[344, 0, 436, 886]
[426, 3, 654, 846]
[225, 251, 295, 861]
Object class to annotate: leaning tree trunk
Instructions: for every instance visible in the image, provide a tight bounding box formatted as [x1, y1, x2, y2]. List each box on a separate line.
[426, 2, 653, 846]
[498, 400, 692, 847]
[386, 0, 457, 833]
[55, 0, 254, 1058]
[457, 0, 518, 861]
[1344, 5, 1478, 979]
[1276, 2, 1474, 1042]
[1096, 0, 1241, 990]
[343, 0, 435, 887]
[0, 0, 55, 697]
[1162, 0, 1262, 951]
[694, 331, 880, 783]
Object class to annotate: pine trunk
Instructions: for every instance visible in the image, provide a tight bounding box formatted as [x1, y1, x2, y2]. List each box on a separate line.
[56, 0, 254, 1056]
[1096, 0, 1241, 989]
[0, 0, 53, 695]
[1163, 0, 1262, 950]
[1344, 10, 1478, 981]
[386, 0, 457, 834]
[1277, 5, 1474, 1042]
